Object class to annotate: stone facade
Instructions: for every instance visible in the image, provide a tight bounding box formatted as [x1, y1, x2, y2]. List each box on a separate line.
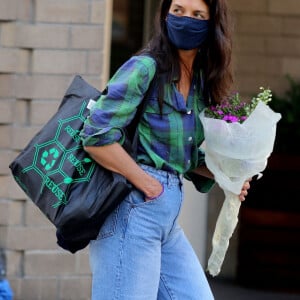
[229, 0, 300, 97]
[0, 0, 300, 299]
[0, 0, 111, 299]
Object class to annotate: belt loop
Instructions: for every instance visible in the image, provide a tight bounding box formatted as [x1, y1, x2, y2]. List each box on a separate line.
[179, 174, 183, 187]
[167, 173, 170, 187]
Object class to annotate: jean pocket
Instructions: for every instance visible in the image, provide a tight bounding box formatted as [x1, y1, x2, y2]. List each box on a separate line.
[95, 206, 119, 240]
[127, 186, 165, 208]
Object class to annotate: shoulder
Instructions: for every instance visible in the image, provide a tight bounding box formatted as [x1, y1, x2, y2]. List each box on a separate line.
[108, 55, 157, 86]
[133, 55, 156, 67]
[125, 55, 156, 76]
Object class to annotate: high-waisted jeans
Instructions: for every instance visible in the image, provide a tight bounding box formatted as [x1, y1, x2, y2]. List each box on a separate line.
[89, 164, 214, 299]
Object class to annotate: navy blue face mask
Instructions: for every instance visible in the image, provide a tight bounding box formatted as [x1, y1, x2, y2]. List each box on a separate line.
[166, 13, 209, 50]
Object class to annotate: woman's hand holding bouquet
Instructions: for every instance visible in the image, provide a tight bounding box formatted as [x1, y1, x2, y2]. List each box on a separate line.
[199, 88, 281, 276]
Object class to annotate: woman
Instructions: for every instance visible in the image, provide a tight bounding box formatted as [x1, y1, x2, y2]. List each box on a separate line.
[80, 0, 250, 298]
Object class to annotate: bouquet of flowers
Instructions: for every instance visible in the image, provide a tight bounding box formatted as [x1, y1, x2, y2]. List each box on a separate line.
[199, 88, 281, 276]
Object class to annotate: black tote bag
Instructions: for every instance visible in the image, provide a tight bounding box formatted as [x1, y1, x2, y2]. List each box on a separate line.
[9, 75, 134, 253]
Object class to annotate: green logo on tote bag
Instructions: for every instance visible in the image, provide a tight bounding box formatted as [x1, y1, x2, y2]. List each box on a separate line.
[40, 148, 60, 171]
[21, 101, 96, 208]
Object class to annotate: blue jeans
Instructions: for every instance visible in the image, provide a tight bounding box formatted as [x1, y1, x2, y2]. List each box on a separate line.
[89, 164, 214, 299]
[0, 279, 13, 300]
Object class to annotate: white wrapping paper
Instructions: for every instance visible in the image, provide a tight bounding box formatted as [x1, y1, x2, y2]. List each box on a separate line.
[199, 101, 281, 276]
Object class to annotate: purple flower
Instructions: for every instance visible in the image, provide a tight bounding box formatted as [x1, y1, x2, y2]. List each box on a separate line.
[223, 115, 239, 123]
[205, 87, 272, 124]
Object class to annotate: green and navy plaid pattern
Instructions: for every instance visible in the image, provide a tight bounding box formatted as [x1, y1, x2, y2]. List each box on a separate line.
[80, 55, 214, 191]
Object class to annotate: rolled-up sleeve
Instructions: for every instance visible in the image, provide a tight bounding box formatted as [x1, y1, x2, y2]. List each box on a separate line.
[80, 55, 156, 147]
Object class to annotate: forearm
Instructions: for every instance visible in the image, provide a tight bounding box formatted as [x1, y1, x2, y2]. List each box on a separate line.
[192, 164, 251, 201]
[84, 143, 162, 198]
[192, 164, 214, 179]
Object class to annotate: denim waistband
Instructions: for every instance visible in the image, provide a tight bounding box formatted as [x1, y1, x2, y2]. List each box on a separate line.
[139, 163, 183, 186]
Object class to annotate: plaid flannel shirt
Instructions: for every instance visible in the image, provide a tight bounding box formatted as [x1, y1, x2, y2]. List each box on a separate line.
[80, 55, 214, 192]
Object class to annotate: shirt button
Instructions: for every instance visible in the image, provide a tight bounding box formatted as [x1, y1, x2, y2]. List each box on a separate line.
[188, 137, 193, 142]
[187, 110, 192, 115]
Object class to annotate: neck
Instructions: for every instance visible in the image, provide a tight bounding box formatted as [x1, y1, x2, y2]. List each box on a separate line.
[178, 49, 198, 71]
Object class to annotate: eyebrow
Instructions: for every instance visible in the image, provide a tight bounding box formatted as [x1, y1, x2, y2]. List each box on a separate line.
[172, 4, 209, 14]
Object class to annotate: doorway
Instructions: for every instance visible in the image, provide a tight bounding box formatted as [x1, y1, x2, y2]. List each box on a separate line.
[110, 0, 160, 76]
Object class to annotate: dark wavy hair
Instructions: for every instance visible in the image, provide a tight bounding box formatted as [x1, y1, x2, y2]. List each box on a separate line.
[139, 0, 233, 105]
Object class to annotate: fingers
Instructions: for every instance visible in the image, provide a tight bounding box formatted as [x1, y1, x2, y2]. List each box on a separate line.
[239, 179, 251, 202]
[239, 189, 248, 201]
[243, 181, 251, 190]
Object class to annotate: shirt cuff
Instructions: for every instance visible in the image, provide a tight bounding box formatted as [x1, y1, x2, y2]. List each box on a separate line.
[184, 171, 215, 193]
[184, 147, 215, 193]
[80, 127, 125, 147]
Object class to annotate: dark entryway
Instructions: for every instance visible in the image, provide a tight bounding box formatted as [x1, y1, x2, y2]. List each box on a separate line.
[237, 154, 300, 292]
[110, 0, 160, 76]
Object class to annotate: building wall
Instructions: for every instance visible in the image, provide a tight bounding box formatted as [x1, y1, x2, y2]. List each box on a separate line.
[230, 0, 300, 96]
[0, 1, 111, 299]
[1, 0, 300, 299]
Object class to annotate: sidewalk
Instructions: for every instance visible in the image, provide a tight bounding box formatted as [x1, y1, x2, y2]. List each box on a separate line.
[209, 278, 300, 300]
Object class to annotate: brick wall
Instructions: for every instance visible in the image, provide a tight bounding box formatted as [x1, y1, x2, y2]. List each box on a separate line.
[0, 0, 111, 299]
[229, 0, 300, 97]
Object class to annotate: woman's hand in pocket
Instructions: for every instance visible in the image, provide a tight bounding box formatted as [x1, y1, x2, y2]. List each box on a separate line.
[144, 178, 164, 202]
